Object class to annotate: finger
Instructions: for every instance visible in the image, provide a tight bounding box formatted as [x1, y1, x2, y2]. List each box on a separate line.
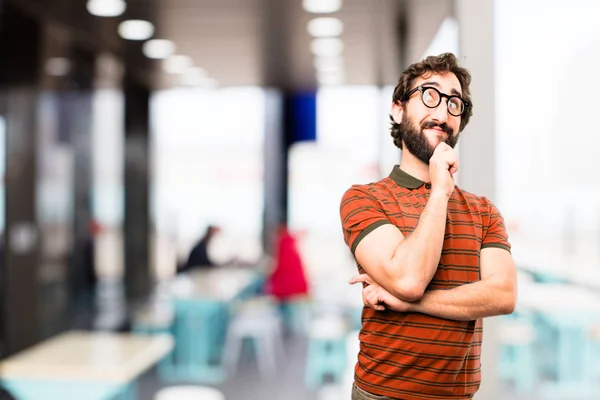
[364, 289, 376, 307]
[349, 274, 373, 285]
[449, 163, 459, 176]
[435, 141, 454, 153]
[365, 290, 386, 311]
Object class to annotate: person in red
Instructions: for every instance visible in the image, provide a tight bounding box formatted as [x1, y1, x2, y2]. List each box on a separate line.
[266, 226, 308, 299]
[265, 225, 309, 334]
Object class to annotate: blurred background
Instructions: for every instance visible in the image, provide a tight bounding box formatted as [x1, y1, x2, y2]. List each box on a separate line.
[0, 0, 599, 399]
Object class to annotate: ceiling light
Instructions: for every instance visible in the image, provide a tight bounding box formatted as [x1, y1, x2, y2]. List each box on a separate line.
[180, 75, 218, 89]
[318, 70, 344, 86]
[180, 67, 209, 86]
[86, 0, 126, 17]
[310, 38, 344, 57]
[202, 78, 219, 90]
[118, 20, 155, 41]
[307, 17, 343, 37]
[303, 0, 342, 13]
[163, 55, 193, 74]
[313, 56, 343, 71]
[143, 39, 176, 59]
[45, 57, 71, 77]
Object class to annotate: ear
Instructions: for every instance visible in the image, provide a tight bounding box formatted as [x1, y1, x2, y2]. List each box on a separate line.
[391, 101, 404, 124]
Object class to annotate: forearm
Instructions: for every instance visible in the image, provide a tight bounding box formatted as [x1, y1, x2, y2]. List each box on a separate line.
[385, 192, 449, 299]
[406, 279, 516, 321]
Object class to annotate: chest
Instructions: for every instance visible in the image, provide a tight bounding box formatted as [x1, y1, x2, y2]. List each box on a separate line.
[384, 192, 484, 287]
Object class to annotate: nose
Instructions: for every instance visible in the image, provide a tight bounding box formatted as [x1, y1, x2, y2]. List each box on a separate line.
[429, 99, 449, 124]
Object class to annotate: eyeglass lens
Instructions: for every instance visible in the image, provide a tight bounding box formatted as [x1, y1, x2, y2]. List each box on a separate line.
[421, 87, 464, 116]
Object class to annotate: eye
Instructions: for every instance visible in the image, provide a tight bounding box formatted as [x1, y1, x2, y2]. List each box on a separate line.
[448, 98, 464, 114]
[422, 88, 439, 107]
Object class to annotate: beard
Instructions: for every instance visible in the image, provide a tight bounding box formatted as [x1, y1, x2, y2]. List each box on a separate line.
[399, 114, 458, 165]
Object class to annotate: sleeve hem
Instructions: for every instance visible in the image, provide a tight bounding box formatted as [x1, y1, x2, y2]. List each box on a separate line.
[481, 243, 511, 253]
[351, 220, 392, 254]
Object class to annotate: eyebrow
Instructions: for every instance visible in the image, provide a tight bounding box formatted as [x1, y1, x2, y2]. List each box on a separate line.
[420, 81, 462, 97]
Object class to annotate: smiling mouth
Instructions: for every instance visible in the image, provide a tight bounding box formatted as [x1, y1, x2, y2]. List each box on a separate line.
[424, 127, 446, 135]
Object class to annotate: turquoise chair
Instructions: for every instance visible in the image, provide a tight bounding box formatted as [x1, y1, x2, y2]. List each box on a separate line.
[305, 336, 347, 387]
[498, 313, 538, 394]
[156, 299, 227, 383]
[304, 316, 348, 387]
[531, 272, 568, 284]
[278, 298, 312, 336]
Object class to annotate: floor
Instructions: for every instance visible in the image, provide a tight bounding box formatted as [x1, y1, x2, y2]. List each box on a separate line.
[137, 334, 320, 400]
[135, 336, 599, 400]
[31, 281, 600, 400]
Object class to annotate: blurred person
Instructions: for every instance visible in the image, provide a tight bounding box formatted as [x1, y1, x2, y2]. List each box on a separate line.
[68, 219, 102, 329]
[340, 53, 517, 400]
[178, 225, 221, 272]
[264, 225, 309, 334]
[83, 220, 102, 292]
[265, 225, 309, 299]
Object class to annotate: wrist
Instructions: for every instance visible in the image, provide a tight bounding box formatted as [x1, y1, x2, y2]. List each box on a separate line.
[429, 189, 451, 201]
[405, 298, 421, 312]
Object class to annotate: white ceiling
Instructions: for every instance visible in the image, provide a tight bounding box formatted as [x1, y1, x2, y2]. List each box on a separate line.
[151, 0, 402, 90]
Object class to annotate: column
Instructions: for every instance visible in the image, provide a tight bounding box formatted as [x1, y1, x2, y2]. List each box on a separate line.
[123, 74, 151, 303]
[454, 1, 499, 399]
[0, 1, 42, 356]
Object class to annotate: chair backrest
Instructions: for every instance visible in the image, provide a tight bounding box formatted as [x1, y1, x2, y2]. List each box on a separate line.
[154, 386, 225, 400]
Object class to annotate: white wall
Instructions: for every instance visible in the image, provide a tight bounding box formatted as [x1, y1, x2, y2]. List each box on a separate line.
[495, 0, 600, 242]
[151, 87, 266, 272]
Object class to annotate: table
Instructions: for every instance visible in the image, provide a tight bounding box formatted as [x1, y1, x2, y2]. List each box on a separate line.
[174, 268, 260, 301]
[163, 268, 262, 383]
[511, 235, 600, 290]
[517, 282, 600, 397]
[0, 331, 173, 400]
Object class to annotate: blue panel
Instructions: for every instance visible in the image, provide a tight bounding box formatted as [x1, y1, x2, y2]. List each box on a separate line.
[288, 92, 316, 143]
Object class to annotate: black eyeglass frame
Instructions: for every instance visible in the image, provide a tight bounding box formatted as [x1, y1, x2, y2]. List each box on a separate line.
[402, 85, 469, 117]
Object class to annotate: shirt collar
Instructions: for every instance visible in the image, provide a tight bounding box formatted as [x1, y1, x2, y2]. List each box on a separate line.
[389, 165, 425, 189]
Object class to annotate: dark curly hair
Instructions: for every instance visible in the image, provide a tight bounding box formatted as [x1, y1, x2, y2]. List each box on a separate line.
[390, 53, 473, 149]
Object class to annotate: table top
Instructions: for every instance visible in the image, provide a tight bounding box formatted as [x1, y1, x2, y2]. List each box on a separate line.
[170, 267, 258, 302]
[0, 331, 173, 384]
[517, 282, 600, 313]
[511, 235, 600, 290]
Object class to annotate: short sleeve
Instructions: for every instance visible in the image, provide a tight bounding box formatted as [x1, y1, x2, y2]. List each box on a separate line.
[339, 186, 391, 254]
[481, 199, 511, 253]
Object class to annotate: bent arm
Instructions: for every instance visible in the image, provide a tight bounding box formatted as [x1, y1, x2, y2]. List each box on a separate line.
[356, 247, 516, 320]
[352, 248, 517, 320]
[408, 247, 517, 320]
[354, 192, 449, 301]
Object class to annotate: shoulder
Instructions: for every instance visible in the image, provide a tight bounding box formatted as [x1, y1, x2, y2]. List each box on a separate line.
[452, 186, 490, 206]
[452, 186, 503, 215]
[341, 177, 395, 202]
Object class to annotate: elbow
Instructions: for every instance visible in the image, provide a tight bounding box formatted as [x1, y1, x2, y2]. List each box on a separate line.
[381, 258, 426, 301]
[392, 277, 425, 302]
[501, 291, 517, 315]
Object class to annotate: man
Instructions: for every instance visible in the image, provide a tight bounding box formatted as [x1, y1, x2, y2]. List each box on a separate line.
[179, 225, 220, 272]
[339, 52, 517, 400]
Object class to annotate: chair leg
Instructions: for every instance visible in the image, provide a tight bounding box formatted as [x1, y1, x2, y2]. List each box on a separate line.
[222, 330, 242, 377]
[256, 336, 277, 380]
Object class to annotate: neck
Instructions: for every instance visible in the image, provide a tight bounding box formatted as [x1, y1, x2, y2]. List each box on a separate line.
[399, 149, 430, 182]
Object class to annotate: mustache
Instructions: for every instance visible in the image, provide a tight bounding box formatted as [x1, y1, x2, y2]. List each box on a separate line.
[421, 121, 453, 137]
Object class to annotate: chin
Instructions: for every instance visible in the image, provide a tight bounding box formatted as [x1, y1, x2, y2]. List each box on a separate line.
[427, 137, 443, 148]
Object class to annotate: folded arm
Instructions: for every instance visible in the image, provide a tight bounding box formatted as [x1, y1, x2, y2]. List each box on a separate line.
[351, 247, 517, 321]
[353, 192, 449, 301]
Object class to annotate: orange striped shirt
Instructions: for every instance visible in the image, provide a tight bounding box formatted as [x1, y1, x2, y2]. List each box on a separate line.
[340, 166, 510, 400]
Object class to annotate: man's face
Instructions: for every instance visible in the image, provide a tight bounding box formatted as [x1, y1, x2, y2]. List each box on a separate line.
[392, 72, 463, 164]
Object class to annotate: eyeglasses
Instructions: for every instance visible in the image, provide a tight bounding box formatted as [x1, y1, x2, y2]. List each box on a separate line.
[403, 85, 469, 117]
